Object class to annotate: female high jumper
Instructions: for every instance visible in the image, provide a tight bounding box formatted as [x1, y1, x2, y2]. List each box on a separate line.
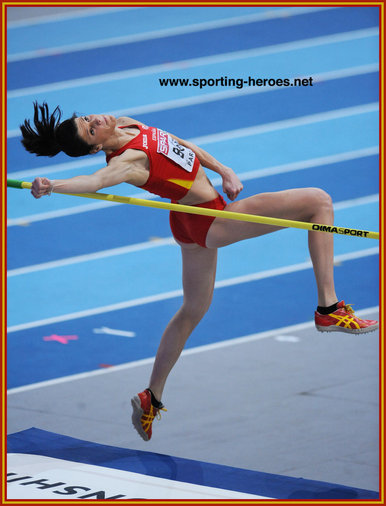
[21, 102, 378, 441]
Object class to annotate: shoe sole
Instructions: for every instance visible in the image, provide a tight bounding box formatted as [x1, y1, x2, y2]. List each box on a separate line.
[315, 323, 379, 334]
[131, 395, 150, 442]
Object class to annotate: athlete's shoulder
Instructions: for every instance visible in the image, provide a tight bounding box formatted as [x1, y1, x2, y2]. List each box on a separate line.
[116, 116, 148, 127]
[107, 146, 147, 166]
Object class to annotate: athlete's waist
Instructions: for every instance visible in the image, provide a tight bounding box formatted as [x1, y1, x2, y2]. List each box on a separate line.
[173, 189, 223, 207]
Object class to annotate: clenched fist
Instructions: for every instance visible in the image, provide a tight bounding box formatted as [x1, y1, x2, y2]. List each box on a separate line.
[31, 177, 53, 199]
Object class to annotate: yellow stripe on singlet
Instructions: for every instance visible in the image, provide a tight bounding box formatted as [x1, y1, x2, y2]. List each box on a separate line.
[167, 178, 194, 190]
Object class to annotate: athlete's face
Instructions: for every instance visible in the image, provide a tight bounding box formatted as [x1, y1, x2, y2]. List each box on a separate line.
[75, 114, 117, 152]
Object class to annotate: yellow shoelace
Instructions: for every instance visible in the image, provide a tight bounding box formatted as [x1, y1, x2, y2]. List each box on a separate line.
[141, 405, 167, 431]
[156, 406, 167, 421]
[342, 303, 364, 320]
[343, 303, 354, 313]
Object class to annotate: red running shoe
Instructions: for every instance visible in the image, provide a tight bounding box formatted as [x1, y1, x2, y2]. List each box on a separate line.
[131, 389, 166, 441]
[315, 301, 379, 334]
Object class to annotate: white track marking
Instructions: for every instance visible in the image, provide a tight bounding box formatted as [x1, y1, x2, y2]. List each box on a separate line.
[7, 305, 379, 395]
[93, 327, 136, 338]
[7, 28, 378, 99]
[7, 248, 378, 334]
[7, 7, 334, 61]
[7, 196, 379, 277]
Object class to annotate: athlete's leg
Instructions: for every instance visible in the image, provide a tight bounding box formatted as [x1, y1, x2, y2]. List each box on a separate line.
[148, 243, 218, 401]
[206, 187, 337, 307]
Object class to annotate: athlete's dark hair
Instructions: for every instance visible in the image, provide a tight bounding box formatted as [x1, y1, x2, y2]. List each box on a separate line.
[20, 102, 92, 158]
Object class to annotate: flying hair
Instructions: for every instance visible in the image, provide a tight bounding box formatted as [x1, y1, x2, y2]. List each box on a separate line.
[20, 102, 92, 158]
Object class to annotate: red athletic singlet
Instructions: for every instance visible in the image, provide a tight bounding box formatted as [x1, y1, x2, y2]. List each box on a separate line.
[106, 124, 200, 201]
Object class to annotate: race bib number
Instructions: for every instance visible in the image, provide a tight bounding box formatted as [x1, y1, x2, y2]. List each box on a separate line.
[157, 130, 195, 172]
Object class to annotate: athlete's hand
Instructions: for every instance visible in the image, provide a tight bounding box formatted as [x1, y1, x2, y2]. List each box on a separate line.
[222, 167, 243, 201]
[31, 177, 53, 199]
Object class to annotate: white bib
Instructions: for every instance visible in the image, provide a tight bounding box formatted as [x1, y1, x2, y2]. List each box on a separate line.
[157, 130, 195, 172]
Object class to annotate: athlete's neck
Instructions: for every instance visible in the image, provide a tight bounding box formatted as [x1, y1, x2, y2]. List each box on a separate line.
[103, 125, 140, 156]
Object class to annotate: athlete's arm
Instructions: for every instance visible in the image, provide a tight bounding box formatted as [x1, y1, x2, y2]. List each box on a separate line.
[169, 133, 243, 201]
[30, 152, 143, 198]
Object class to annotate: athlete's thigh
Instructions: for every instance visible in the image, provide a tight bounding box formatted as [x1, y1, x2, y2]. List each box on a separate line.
[206, 188, 317, 248]
[179, 242, 218, 312]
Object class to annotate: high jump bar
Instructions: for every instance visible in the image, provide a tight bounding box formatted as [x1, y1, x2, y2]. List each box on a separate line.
[7, 179, 379, 240]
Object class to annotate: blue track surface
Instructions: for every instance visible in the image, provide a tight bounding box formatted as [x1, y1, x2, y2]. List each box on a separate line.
[7, 153, 379, 269]
[7, 7, 378, 89]
[7, 6, 379, 391]
[7, 254, 378, 389]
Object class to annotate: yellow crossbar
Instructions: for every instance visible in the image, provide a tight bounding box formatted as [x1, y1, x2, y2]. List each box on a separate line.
[7, 179, 379, 240]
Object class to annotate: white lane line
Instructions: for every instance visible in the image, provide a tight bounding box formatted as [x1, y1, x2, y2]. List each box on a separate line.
[6, 247, 378, 333]
[6, 188, 158, 226]
[7, 61, 379, 139]
[7, 305, 379, 395]
[10, 61, 376, 138]
[7, 143, 378, 181]
[7, 7, 334, 62]
[215, 248, 378, 290]
[7, 146, 379, 227]
[7, 27, 378, 99]
[7, 288, 183, 334]
[211, 146, 379, 186]
[6, 194, 379, 277]
[7, 238, 176, 277]
[93, 326, 135, 338]
[333, 194, 379, 211]
[93, 63, 380, 119]
[190, 103, 379, 146]
[6, 7, 135, 28]
[7, 155, 105, 178]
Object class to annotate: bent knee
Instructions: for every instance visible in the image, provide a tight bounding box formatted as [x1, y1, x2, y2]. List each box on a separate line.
[308, 188, 333, 211]
[180, 299, 212, 325]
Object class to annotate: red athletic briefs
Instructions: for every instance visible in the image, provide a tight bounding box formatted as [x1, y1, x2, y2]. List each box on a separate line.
[169, 194, 227, 248]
